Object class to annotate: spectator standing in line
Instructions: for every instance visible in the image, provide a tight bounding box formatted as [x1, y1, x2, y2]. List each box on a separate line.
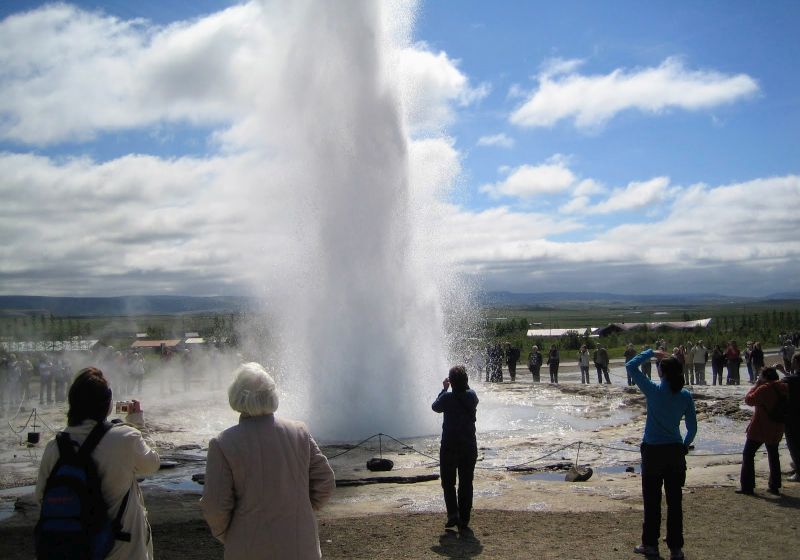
[673, 347, 687, 385]
[19, 357, 34, 404]
[685, 343, 695, 385]
[725, 340, 742, 385]
[547, 344, 560, 384]
[0, 354, 8, 412]
[527, 345, 542, 383]
[624, 344, 637, 386]
[627, 348, 697, 560]
[578, 345, 591, 384]
[737, 366, 789, 496]
[594, 345, 611, 384]
[711, 345, 725, 386]
[432, 365, 479, 533]
[38, 354, 54, 405]
[783, 339, 797, 372]
[744, 341, 755, 383]
[777, 354, 800, 482]
[640, 346, 653, 379]
[506, 343, 520, 382]
[751, 342, 765, 380]
[7, 353, 22, 406]
[692, 341, 707, 385]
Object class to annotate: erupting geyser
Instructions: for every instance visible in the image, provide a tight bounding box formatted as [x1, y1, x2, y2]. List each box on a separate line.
[239, 1, 468, 440]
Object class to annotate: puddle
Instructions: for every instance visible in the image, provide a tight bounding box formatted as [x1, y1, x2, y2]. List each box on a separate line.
[0, 501, 15, 522]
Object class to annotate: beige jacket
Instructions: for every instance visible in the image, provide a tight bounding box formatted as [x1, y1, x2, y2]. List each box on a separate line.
[35, 420, 161, 560]
[200, 414, 335, 560]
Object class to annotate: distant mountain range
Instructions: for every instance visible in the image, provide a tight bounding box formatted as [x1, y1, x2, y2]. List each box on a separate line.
[479, 291, 800, 307]
[0, 291, 797, 316]
[0, 295, 251, 317]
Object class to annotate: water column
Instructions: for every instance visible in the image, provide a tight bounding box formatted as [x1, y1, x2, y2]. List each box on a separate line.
[251, 1, 450, 440]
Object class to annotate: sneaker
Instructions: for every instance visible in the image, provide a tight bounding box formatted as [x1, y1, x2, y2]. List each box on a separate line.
[735, 488, 754, 495]
[634, 544, 659, 556]
[787, 473, 800, 483]
[670, 548, 685, 559]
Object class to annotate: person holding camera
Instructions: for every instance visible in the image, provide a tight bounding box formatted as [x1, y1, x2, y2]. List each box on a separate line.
[35, 367, 160, 559]
[432, 366, 478, 533]
[626, 349, 697, 560]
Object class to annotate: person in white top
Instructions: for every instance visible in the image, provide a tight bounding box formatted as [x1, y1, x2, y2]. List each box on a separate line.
[35, 367, 160, 560]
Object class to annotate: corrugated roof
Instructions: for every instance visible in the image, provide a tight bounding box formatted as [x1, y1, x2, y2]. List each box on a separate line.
[130, 339, 181, 348]
[527, 328, 597, 337]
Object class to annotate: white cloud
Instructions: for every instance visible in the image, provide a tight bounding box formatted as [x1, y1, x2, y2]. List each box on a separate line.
[398, 43, 490, 132]
[0, 3, 484, 146]
[539, 57, 584, 78]
[592, 176, 674, 213]
[510, 57, 759, 130]
[477, 133, 514, 148]
[480, 158, 576, 199]
[443, 175, 800, 294]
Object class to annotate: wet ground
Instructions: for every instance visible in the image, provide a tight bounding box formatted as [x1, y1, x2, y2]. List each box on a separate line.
[0, 361, 770, 522]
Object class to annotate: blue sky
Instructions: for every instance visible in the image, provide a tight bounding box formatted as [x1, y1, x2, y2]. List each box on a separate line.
[1, 1, 798, 297]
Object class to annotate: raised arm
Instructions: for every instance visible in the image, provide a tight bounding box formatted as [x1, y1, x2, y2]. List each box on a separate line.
[626, 349, 659, 396]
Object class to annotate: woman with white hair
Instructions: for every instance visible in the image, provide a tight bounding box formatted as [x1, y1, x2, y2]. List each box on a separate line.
[200, 362, 335, 559]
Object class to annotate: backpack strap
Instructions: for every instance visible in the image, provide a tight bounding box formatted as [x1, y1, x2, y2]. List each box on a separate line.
[60, 422, 133, 542]
[113, 489, 132, 542]
[77, 421, 112, 461]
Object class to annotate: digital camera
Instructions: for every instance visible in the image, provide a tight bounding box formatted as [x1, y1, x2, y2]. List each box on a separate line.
[115, 400, 135, 414]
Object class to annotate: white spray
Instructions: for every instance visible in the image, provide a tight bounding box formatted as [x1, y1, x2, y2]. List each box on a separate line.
[238, 1, 463, 440]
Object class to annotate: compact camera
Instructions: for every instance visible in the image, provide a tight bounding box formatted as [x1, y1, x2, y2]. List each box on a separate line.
[115, 400, 136, 414]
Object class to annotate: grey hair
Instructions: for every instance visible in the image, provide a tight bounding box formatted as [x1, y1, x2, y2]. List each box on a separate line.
[228, 362, 279, 416]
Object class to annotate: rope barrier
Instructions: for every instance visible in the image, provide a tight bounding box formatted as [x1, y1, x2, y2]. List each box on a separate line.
[325, 432, 747, 471]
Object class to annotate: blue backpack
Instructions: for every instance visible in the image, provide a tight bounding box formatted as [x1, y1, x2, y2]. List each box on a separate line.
[34, 422, 130, 560]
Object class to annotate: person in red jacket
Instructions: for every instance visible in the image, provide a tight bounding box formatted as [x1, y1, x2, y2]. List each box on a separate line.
[737, 366, 789, 495]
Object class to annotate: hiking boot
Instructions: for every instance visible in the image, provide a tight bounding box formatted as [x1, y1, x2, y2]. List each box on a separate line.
[670, 548, 685, 559]
[634, 544, 659, 557]
[787, 473, 800, 483]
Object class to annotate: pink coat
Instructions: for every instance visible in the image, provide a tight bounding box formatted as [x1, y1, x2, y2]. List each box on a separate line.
[200, 415, 335, 560]
[745, 381, 789, 444]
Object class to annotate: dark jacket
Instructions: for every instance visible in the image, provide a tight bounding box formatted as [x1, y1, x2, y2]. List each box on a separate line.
[432, 389, 478, 449]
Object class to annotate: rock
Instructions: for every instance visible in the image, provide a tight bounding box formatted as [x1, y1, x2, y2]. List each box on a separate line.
[565, 466, 593, 482]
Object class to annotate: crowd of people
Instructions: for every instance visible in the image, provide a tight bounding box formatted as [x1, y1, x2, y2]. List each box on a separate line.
[24, 339, 800, 560]
[477, 337, 794, 389]
[0, 345, 238, 417]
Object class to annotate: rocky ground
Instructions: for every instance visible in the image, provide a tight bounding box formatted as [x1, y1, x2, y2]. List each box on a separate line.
[2, 369, 798, 559]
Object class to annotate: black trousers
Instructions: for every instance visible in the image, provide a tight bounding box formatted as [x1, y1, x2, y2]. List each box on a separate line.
[440, 444, 478, 526]
[596, 364, 610, 384]
[785, 419, 800, 472]
[740, 438, 781, 492]
[640, 443, 686, 550]
[549, 363, 559, 383]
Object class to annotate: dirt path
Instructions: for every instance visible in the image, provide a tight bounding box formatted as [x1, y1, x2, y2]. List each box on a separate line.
[2, 485, 797, 559]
